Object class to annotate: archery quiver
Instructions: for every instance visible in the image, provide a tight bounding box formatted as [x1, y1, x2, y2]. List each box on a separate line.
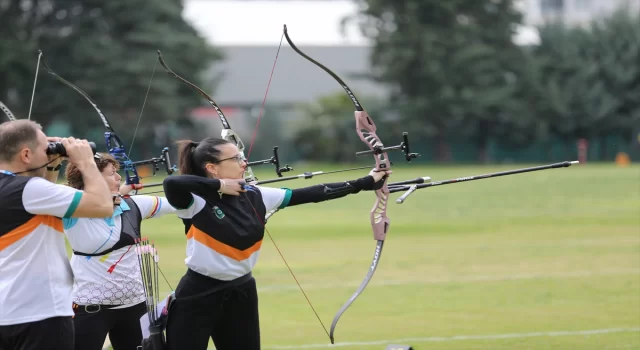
[137, 289, 175, 350]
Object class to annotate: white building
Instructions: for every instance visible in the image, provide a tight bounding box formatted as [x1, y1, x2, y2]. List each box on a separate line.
[516, 0, 640, 26]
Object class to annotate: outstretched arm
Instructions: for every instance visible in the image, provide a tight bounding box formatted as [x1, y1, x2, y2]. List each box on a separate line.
[129, 195, 177, 219]
[287, 174, 378, 206]
[258, 169, 389, 213]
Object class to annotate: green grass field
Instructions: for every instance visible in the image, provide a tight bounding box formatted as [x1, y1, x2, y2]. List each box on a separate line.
[109, 162, 640, 349]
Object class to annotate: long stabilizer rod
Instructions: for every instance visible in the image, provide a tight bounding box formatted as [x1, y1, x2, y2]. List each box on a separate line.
[391, 160, 580, 204]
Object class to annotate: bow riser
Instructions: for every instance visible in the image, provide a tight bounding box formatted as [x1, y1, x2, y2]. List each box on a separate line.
[355, 110, 391, 241]
[220, 128, 256, 182]
[220, 129, 245, 154]
[105, 131, 141, 185]
[371, 191, 390, 239]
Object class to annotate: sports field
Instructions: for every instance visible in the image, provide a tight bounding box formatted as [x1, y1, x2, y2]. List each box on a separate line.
[111, 162, 640, 349]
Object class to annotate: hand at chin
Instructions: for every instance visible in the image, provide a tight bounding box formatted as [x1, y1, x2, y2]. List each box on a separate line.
[113, 195, 122, 205]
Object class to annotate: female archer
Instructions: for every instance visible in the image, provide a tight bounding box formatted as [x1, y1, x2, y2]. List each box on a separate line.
[162, 137, 391, 350]
[63, 153, 177, 350]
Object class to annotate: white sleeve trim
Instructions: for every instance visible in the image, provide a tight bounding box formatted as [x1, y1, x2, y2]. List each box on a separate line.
[255, 186, 289, 213]
[23, 177, 83, 218]
[175, 194, 206, 219]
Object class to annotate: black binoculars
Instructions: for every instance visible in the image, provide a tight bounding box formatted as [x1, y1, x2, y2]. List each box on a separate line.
[46, 141, 97, 157]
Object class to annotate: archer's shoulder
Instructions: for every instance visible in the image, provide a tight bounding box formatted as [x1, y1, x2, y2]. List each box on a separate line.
[24, 176, 75, 192]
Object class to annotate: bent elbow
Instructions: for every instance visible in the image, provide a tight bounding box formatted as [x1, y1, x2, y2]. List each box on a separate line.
[163, 176, 176, 189]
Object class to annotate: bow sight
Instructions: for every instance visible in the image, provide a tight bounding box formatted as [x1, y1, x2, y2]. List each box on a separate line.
[105, 131, 177, 185]
[252, 132, 420, 187]
[355, 132, 420, 162]
[130, 147, 176, 177]
[246, 146, 293, 178]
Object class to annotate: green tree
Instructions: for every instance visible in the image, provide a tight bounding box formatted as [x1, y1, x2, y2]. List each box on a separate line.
[530, 9, 640, 160]
[291, 93, 363, 163]
[529, 24, 594, 157]
[291, 92, 397, 163]
[0, 0, 58, 117]
[344, 0, 529, 162]
[1, 0, 221, 158]
[588, 9, 640, 158]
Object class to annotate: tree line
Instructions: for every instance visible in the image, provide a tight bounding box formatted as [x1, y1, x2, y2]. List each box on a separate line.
[0, 0, 220, 159]
[292, 0, 640, 163]
[2, 0, 639, 164]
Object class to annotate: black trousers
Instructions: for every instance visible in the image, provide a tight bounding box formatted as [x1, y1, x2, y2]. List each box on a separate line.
[0, 316, 74, 350]
[165, 269, 260, 350]
[72, 301, 147, 350]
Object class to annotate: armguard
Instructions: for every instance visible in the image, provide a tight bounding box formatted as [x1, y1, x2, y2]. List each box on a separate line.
[287, 175, 375, 206]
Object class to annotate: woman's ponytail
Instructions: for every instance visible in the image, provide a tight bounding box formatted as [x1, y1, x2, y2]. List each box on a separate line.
[176, 140, 201, 176]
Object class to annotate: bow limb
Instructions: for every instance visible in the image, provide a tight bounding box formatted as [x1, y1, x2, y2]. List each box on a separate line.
[39, 54, 141, 185]
[156, 50, 263, 183]
[283, 25, 391, 344]
[1, 101, 17, 121]
[39, 52, 175, 187]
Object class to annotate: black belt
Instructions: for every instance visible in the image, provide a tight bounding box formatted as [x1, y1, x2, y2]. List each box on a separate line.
[178, 270, 253, 302]
[72, 302, 124, 314]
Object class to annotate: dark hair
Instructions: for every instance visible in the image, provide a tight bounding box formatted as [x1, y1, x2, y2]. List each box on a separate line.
[177, 137, 232, 176]
[65, 153, 119, 190]
[0, 120, 42, 162]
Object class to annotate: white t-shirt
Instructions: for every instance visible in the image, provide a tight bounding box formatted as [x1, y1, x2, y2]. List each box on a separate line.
[0, 175, 83, 325]
[63, 195, 176, 307]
